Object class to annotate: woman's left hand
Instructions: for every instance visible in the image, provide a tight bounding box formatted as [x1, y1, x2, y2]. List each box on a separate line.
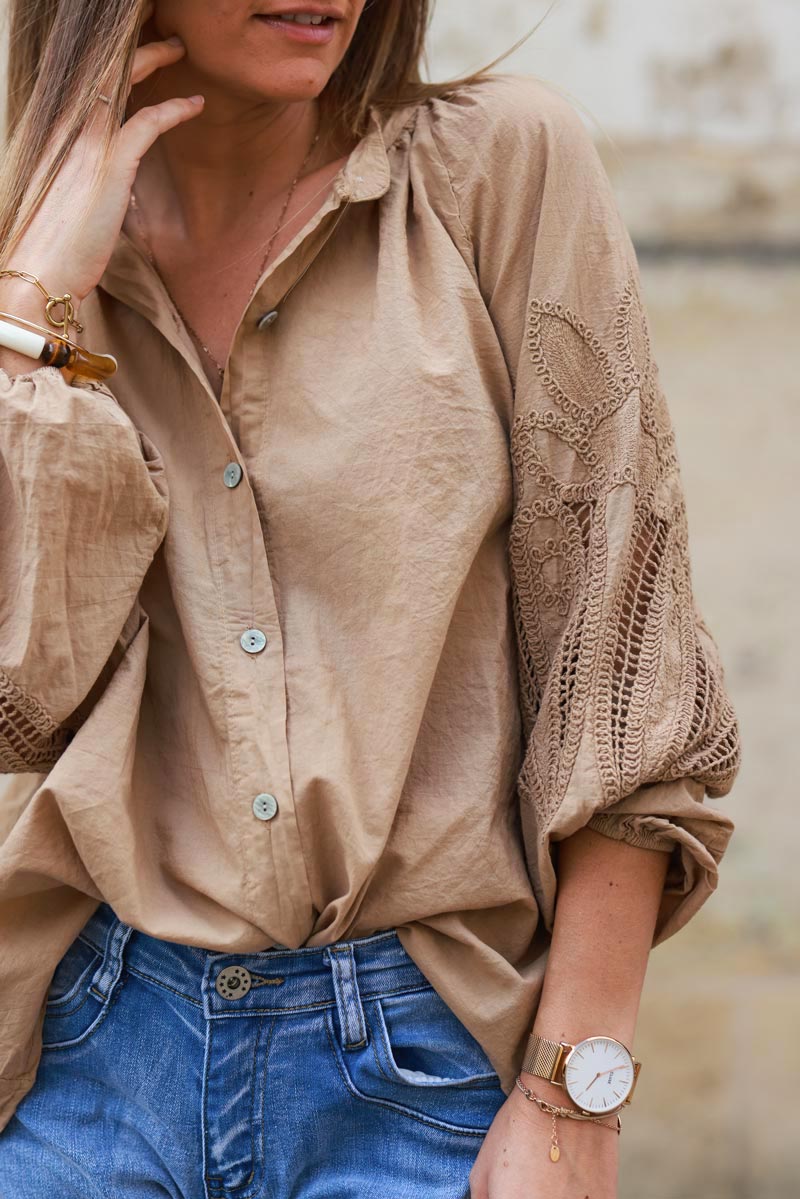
[468, 1078, 620, 1198]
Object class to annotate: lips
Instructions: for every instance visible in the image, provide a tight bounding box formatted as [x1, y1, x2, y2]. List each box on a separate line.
[255, 5, 345, 19]
[268, 13, 330, 23]
[253, 10, 342, 43]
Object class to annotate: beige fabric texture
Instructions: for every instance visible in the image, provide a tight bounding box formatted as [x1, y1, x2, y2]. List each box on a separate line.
[0, 75, 741, 1130]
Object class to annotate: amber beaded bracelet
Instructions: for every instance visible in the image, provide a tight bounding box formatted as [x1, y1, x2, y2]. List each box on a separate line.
[0, 310, 117, 381]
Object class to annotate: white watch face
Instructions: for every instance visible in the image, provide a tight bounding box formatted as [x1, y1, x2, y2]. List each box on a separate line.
[562, 1037, 635, 1114]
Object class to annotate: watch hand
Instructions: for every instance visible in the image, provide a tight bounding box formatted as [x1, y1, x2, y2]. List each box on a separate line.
[586, 1066, 627, 1091]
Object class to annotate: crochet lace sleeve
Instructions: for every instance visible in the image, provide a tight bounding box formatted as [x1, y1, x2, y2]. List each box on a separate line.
[426, 75, 742, 943]
[499, 94, 742, 946]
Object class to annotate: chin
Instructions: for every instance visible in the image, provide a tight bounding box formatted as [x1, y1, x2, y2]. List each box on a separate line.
[226, 61, 334, 104]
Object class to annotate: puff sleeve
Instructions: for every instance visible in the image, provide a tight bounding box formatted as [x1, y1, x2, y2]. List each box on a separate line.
[0, 364, 168, 772]
[427, 75, 741, 946]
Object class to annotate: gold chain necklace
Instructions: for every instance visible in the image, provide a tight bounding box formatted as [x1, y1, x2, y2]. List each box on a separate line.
[128, 126, 320, 380]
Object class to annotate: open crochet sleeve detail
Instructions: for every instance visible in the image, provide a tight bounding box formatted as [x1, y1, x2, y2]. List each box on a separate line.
[0, 666, 69, 773]
[509, 268, 741, 942]
[451, 79, 745, 946]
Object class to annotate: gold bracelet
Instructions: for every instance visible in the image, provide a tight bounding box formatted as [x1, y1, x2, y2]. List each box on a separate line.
[0, 269, 84, 338]
[514, 1075, 621, 1164]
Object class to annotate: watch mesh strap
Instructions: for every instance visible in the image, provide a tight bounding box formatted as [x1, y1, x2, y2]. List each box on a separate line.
[522, 1033, 564, 1082]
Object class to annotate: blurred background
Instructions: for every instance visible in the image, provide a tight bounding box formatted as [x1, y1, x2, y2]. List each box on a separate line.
[2, 2, 798, 1196]
[426, 1, 799, 1196]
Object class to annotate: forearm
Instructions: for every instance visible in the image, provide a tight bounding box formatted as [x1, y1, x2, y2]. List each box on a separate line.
[528, 824, 670, 1077]
[477, 825, 661, 1195]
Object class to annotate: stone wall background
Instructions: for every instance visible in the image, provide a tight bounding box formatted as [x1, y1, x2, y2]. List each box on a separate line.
[2, 3, 798, 1195]
[428, 0, 800, 249]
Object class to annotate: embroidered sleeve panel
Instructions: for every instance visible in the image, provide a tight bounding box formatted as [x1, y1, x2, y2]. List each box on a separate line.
[426, 74, 742, 941]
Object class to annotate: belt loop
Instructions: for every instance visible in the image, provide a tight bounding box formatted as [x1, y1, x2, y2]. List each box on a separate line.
[325, 943, 367, 1050]
[89, 912, 134, 1001]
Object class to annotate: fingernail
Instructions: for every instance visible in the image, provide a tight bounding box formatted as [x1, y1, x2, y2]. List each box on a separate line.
[188, 95, 205, 106]
[167, 35, 184, 46]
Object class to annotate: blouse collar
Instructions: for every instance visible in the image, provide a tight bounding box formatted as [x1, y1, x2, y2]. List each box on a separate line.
[98, 98, 418, 303]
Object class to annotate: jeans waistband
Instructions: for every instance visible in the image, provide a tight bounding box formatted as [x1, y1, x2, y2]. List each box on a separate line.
[78, 902, 430, 1048]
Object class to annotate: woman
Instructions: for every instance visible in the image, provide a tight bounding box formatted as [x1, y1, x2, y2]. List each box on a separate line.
[0, 1, 741, 1195]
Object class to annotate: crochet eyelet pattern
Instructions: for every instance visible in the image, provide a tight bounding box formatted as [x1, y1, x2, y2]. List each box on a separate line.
[509, 278, 740, 839]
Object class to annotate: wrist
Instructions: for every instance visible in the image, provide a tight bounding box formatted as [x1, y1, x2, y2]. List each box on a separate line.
[517, 1070, 571, 1108]
[0, 282, 80, 381]
[515, 1072, 621, 1127]
[512, 1072, 621, 1154]
[0, 274, 85, 327]
[530, 1016, 636, 1049]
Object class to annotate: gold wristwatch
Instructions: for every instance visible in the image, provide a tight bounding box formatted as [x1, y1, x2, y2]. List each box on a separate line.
[521, 1031, 642, 1117]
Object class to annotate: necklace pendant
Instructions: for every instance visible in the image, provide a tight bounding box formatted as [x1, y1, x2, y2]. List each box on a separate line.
[549, 1143, 560, 1162]
[256, 309, 279, 330]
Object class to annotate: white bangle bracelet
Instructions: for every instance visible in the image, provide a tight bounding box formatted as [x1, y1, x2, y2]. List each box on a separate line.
[0, 317, 46, 361]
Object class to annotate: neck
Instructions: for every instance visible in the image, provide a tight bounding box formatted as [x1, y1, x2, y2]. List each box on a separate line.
[127, 71, 333, 246]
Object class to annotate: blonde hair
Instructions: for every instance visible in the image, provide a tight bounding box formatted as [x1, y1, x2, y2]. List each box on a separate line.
[0, 0, 539, 263]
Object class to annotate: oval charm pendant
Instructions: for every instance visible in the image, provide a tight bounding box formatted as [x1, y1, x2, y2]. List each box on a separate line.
[550, 1145, 560, 1162]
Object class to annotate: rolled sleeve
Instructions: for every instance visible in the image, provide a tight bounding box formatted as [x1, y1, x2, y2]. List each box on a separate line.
[583, 777, 735, 944]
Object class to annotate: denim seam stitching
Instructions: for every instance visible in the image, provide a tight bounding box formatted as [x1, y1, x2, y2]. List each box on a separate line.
[207, 984, 433, 1017]
[79, 927, 402, 963]
[260, 1011, 281, 1199]
[45, 948, 101, 1012]
[204, 1014, 277, 1199]
[41, 976, 122, 1052]
[117, 964, 434, 1012]
[122, 964, 204, 1006]
[203, 1021, 260, 1199]
[44, 987, 93, 1019]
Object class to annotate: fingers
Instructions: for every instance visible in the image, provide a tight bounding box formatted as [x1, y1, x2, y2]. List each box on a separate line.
[131, 36, 186, 86]
[119, 95, 205, 161]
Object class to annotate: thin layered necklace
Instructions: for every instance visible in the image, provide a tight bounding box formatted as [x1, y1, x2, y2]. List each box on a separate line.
[128, 125, 320, 381]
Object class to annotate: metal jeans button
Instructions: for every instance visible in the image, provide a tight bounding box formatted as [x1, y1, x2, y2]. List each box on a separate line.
[216, 965, 252, 1000]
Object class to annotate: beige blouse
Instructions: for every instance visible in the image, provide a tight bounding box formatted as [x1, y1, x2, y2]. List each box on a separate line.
[0, 74, 741, 1130]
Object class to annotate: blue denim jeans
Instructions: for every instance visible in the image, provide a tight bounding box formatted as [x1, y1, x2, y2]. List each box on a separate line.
[0, 902, 507, 1197]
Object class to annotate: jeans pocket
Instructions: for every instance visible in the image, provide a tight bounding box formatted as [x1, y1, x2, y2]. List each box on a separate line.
[375, 986, 499, 1088]
[329, 984, 505, 1136]
[41, 934, 115, 1051]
